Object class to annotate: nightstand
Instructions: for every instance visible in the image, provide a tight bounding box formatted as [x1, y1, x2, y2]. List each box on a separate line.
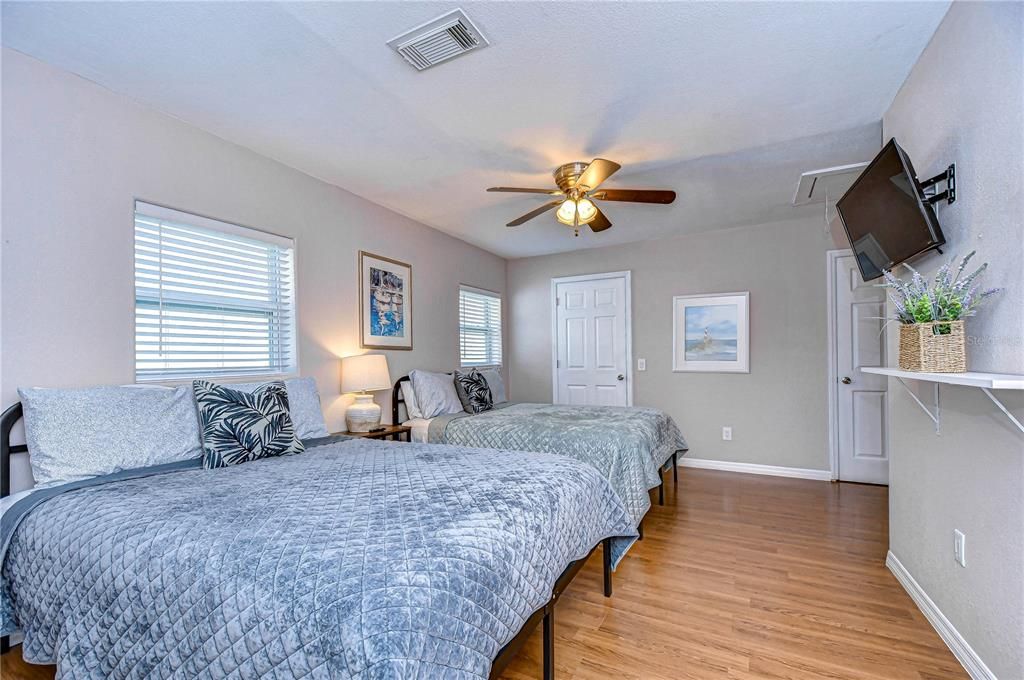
[335, 425, 412, 442]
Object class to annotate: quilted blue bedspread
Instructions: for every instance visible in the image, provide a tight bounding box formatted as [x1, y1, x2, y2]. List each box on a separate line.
[0, 438, 634, 678]
[428, 403, 688, 536]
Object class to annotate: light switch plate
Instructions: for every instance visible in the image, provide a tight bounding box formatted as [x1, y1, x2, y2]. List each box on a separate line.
[638, 358, 646, 371]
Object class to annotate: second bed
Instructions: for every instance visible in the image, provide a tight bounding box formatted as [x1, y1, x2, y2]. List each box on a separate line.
[394, 376, 687, 563]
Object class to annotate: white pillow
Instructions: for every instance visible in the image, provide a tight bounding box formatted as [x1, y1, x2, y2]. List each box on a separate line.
[479, 369, 507, 404]
[401, 380, 423, 420]
[19, 385, 203, 488]
[227, 377, 329, 439]
[409, 370, 463, 419]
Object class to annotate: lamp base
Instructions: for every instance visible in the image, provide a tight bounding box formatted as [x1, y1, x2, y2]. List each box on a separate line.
[346, 393, 381, 433]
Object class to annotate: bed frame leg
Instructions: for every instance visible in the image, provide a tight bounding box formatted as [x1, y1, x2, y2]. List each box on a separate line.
[672, 451, 678, 484]
[542, 604, 555, 680]
[658, 481, 664, 506]
[602, 538, 613, 598]
[1, 635, 9, 655]
[637, 520, 644, 541]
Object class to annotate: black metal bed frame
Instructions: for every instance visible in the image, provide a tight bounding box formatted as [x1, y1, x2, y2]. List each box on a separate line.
[0, 402, 26, 656]
[489, 538, 610, 680]
[0, 402, 609, 677]
[392, 375, 682, 506]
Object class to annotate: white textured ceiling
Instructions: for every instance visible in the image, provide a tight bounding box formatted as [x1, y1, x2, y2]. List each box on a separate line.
[2, 1, 950, 258]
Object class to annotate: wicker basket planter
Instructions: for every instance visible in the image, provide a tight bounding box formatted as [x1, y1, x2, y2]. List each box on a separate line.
[898, 320, 966, 372]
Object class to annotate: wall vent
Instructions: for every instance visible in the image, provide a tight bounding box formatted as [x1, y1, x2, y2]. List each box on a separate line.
[387, 9, 488, 71]
[792, 162, 869, 206]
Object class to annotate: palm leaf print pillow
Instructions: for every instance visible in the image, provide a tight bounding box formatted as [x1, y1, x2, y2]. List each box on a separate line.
[453, 369, 494, 414]
[193, 380, 305, 469]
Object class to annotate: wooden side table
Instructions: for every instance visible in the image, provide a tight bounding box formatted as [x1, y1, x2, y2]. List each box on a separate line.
[335, 425, 412, 442]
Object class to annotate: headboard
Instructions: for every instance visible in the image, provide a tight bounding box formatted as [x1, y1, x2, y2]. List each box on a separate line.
[1, 403, 26, 499]
[391, 376, 411, 426]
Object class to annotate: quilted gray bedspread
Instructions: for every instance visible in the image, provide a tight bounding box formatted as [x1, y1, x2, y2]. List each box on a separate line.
[428, 404, 687, 536]
[0, 438, 634, 679]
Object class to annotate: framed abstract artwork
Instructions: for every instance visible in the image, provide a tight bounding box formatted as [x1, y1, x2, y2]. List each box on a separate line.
[359, 251, 412, 350]
[672, 292, 749, 372]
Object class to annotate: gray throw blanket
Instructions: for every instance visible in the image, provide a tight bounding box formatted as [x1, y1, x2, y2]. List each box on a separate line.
[1, 438, 634, 679]
[428, 403, 687, 549]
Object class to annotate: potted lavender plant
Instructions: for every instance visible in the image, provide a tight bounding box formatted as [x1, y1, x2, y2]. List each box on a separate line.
[884, 251, 1001, 373]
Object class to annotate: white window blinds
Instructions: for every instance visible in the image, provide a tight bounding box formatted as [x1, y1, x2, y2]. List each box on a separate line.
[459, 285, 502, 368]
[134, 202, 297, 382]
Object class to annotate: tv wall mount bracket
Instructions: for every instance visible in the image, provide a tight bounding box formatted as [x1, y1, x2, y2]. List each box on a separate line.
[920, 163, 956, 205]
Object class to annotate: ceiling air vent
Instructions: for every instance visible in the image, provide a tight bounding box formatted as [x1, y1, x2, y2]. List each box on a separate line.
[387, 9, 489, 71]
[792, 162, 869, 206]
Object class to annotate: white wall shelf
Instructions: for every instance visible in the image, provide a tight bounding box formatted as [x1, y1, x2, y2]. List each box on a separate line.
[861, 367, 1024, 435]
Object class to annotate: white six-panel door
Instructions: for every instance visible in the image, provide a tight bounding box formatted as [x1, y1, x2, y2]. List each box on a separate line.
[834, 254, 889, 484]
[553, 272, 631, 406]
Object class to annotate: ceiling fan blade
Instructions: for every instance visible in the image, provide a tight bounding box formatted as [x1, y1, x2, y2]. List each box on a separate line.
[487, 187, 563, 195]
[574, 158, 621, 193]
[590, 189, 676, 204]
[587, 205, 612, 232]
[507, 200, 562, 227]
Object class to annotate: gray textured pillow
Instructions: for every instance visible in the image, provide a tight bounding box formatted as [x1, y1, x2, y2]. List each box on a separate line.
[228, 377, 329, 439]
[409, 370, 463, 419]
[193, 380, 304, 469]
[479, 369, 507, 404]
[400, 380, 423, 420]
[18, 385, 203, 488]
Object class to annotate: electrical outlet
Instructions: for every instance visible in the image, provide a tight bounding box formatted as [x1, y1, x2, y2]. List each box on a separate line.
[954, 530, 966, 567]
[637, 358, 647, 371]
[722, 426, 733, 441]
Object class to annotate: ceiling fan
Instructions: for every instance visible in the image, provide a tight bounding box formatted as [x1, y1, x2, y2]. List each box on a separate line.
[487, 159, 676, 236]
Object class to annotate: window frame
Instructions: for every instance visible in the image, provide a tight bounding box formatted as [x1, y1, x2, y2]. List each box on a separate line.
[132, 200, 299, 384]
[458, 284, 503, 369]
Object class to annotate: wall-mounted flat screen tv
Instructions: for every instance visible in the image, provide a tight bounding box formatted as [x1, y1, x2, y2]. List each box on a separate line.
[836, 138, 946, 281]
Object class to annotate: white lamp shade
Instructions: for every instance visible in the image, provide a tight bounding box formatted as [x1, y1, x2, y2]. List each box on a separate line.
[340, 354, 392, 393]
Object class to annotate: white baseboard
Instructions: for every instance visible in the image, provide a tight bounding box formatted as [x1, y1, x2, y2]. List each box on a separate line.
[677, 457, 832, 481]
[886, 551, 995, 680]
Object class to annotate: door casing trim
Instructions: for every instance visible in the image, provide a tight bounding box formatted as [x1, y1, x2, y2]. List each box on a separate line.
[826, 250, 849, 482]
[550, 270, 633, 406]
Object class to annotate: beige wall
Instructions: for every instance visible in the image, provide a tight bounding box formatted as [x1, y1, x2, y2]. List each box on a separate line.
[1, 49, 506, 491]
[882, 2, 1024, 677]
[508, 215, 835, 472]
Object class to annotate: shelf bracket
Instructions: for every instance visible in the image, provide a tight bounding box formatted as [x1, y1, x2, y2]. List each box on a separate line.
[895, 378, 942, 435]
[980, 388, 1024, 435]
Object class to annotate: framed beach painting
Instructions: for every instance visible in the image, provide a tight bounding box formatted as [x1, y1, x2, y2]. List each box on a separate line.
[359, 251, 412, 350]
[672, 292, 749, 373]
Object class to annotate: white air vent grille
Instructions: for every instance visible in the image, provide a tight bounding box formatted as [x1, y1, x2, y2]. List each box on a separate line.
[388, 9, 488, 71]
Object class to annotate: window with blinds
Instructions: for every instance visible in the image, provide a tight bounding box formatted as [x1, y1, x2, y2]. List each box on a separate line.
[134, 202, 297, 382]
[459, 285, 502, 368]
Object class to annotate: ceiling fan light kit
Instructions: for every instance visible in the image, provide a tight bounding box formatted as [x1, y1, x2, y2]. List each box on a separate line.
[487, 158, 676, 236]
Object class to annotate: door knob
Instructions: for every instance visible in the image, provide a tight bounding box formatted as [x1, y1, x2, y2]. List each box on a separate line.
[617, 374, 625, 381]
[841, 376, 852, 384]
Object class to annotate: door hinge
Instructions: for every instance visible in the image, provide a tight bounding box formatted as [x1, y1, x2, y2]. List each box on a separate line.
[555, 297, 560, 306]
[556, 359, 560, 368]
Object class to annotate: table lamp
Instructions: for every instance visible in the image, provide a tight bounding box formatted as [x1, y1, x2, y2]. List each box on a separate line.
[340, 354, 392, 432]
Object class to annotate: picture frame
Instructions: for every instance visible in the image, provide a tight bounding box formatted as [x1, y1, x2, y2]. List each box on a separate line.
[359, 251, 412, 350]
[672, 292, 749, 373]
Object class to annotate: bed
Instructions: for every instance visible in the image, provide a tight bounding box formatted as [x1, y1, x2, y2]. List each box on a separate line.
[0, 403, 635, 679]
[393, 376, 688, 547]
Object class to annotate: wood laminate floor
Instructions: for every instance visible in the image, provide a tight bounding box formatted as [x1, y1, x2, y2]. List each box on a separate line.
[1, 469, 966, 679]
